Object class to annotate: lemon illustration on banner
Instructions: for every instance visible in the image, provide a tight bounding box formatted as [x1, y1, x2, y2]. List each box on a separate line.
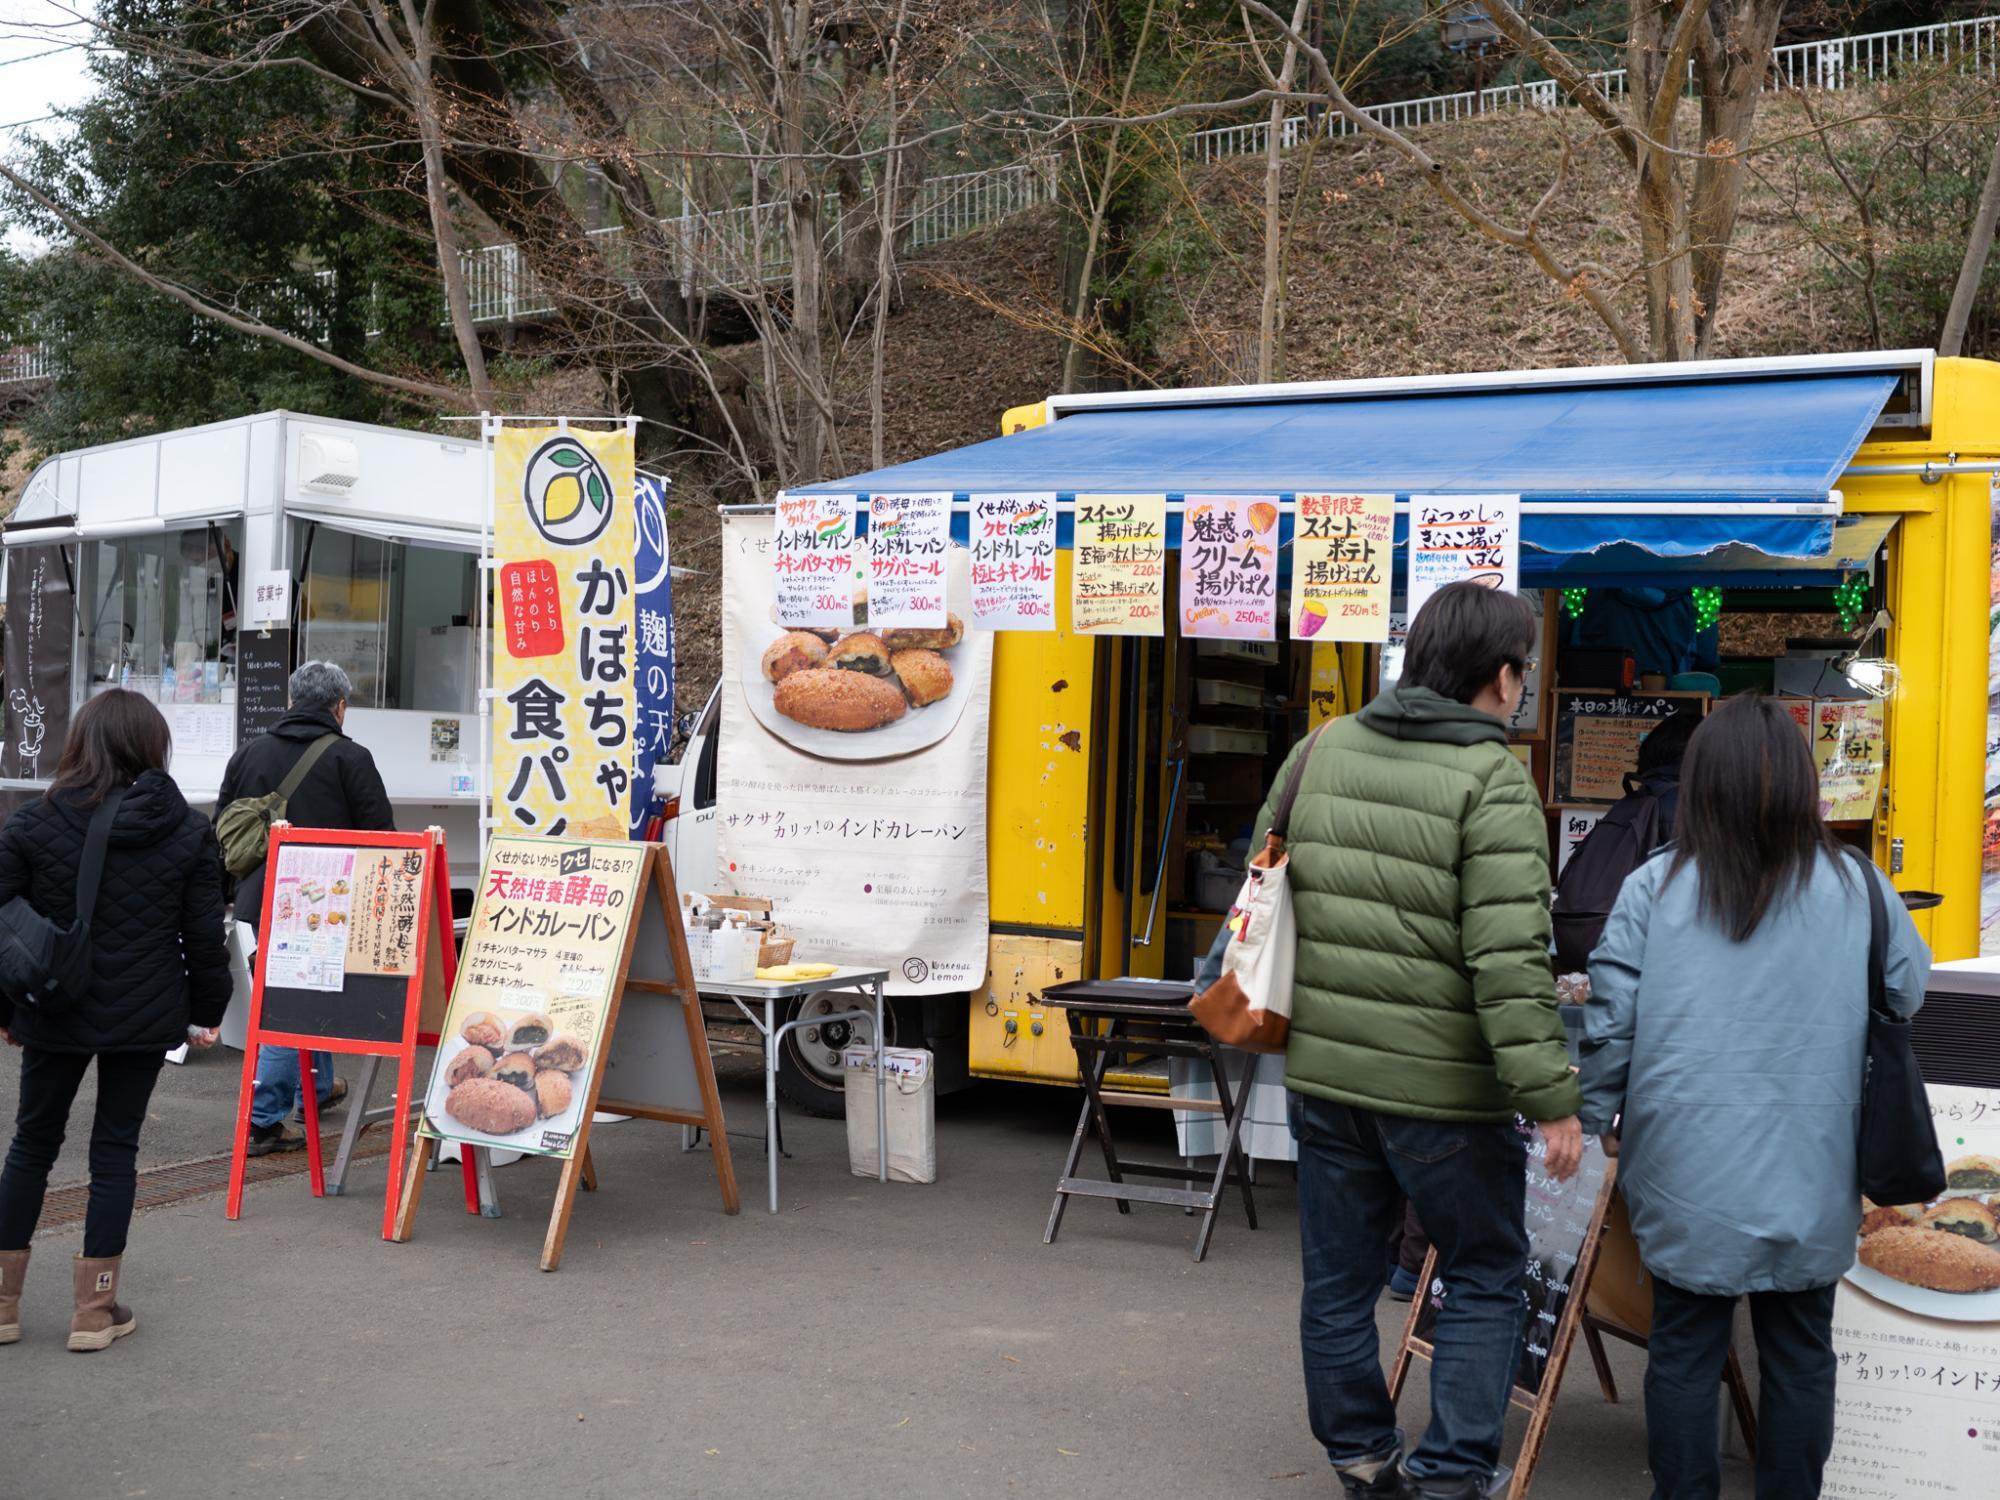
[524, 436, 616, 547]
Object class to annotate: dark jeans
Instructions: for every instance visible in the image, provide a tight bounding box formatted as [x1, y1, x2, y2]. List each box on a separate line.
[1291, 1092, 1529, 1489]
[1646, 1278, 1838, 1500]
[0, 1046, 166, 1259]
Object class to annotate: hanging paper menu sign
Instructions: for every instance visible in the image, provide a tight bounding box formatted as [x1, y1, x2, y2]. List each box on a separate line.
[1814, 698, 1886, 822]
[1072, 493, 1166, 636]
[772, 492, 857, 629]
[1179, 496, 1277, 640]
[969, 493, 1057, 631]
[1407, 494, 1521, 620]
[1292, 491, 1394, 642]
[866, 491, 950, 630]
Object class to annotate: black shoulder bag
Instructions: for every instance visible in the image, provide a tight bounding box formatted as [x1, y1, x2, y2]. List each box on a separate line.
[0, 789, 126, 1019]
[1847, 845, 1946, 1207]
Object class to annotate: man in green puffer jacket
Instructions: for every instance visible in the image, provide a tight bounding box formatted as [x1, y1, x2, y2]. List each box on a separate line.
[1258, 582, 1582, 1500]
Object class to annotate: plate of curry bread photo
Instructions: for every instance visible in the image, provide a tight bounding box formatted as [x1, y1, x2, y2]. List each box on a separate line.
[745, 558, 978, 762]
[1846, 1154, 2000, 1321]
[427, 1008, 590, 1145]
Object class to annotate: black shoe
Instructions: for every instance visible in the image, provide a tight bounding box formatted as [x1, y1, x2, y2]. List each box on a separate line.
[1338, 1448, 1417, 1499]
[1405, 1471, 1490, 1500]
[246, 1122, 306, 1157]
[295, 1078, 349, 1122]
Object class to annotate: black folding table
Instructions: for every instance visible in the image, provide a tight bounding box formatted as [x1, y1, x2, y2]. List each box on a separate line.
[1041, 978, 1257, 1262]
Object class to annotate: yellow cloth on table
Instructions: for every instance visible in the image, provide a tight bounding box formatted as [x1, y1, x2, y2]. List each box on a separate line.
[756, 962, 838, 981]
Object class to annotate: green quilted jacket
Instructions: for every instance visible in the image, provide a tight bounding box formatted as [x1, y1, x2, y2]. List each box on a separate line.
[1253, 685, 1581, 1125]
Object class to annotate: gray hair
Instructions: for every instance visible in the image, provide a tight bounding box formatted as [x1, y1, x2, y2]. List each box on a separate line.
[288, 661, 354, 714]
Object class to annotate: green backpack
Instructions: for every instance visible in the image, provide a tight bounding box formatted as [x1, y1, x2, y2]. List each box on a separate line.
[216, 734, 340, 879]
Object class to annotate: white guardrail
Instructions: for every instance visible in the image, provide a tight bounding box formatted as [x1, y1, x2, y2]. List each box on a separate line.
[1192, 13, 1999, 161]
[2, 16, 1992, 382]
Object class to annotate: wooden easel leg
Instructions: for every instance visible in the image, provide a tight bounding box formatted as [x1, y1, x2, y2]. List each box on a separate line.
[1386, 1247, 1438, 1403]
[391, 1133, 430, 1243]
[581, 1147, 598, 1193]
[224, 1033, 261, 1221]
[1724, 1342, 1758, 1458]
[541, 1153, 590, 1272]
[379, 1055, 416, 1241]
[1582, 1318, 1619, 1403]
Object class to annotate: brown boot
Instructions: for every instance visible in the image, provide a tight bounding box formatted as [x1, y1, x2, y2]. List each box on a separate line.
[68, 1255, 136, 1352]
[0, 1247, 26, 1344]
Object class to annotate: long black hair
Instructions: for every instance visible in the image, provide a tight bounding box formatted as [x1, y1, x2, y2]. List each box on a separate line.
[1667, 694, 1843, 942]
[47, 689, 172, 807]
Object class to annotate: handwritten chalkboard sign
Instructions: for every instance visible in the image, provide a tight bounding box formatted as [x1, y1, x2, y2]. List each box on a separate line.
[1548, 690, 1708, 805]
[236, 627, 291, 746]
[1388, 1130, 1618, 1496]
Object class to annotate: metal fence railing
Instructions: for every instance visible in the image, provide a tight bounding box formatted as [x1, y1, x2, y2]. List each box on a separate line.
[1191, 13, 1999, 161]
[0, 341, 53, 387]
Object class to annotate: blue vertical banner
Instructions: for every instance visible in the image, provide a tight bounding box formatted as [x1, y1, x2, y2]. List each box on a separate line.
[632, 472, 676, 836]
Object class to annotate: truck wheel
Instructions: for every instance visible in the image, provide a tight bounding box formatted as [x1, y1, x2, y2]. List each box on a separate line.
[775, 992, 898, 1118]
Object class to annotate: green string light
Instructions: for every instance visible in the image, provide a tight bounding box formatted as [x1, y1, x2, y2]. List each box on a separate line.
[1691, 587, 1723, 631]
[1834, 574, 1869, 633]
[1562, 586, 1589, 619]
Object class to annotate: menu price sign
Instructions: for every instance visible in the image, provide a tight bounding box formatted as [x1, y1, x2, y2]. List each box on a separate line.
[1072, 493, 1166, 636]
[236, 628, 291, 745]
[1550, 691, 1709, 805]
[1407, 494, 1520, 621]
[1292, 492, 1393, 642]
[1554, 805, 1606, 877]
[1180, 495, 1277, 640]
[866, 491, 950, 630]
[969, 493, 1057, 631]
[264, 844, 359, 992]
[773, 491, 857, 630]
[1815, 698, 1886, 822]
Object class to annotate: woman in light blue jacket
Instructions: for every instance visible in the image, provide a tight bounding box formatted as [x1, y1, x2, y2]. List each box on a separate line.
[1579, 695, 1928, 1500]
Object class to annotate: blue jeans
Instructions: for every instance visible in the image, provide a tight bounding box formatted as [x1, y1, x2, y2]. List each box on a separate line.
[1290, 1092, 1529, 1489]
[251, 1046, 337, 1128]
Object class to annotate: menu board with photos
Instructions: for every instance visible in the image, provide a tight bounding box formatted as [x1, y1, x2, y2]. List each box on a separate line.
[1549, 691, 1710, 805]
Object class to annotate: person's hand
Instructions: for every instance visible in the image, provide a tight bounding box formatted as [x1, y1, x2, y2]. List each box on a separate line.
[1537, 1115, 1584, 1182]
[186, 1026, 219, 1051]
[1600, 1133, 1620, 1160]
[0, 1025, 17, 1048]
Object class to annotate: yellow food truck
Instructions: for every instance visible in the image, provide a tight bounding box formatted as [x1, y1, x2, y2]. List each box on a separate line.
[671, 349, 1999, 1113]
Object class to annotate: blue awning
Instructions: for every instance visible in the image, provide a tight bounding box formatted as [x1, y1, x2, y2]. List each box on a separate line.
[1537, 512, 1898, 588]
[790, 371, 1897, 566]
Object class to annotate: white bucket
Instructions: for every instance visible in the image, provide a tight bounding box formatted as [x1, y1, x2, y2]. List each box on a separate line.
[842, 1047, 936, 1184]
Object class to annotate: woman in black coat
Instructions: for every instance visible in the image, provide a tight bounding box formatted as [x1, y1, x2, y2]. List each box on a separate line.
[0, 689, 231, 1353]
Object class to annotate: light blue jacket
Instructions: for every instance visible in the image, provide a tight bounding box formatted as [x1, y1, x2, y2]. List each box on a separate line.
[1579, 849, 1929, 1296]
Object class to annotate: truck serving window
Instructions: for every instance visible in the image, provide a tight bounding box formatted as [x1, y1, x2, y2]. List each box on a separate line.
[295, 526, 478, 714]
[84, 525, 240, 706]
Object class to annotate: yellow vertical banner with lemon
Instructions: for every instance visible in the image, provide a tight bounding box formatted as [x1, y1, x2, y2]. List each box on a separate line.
[492, 425, 637, 839]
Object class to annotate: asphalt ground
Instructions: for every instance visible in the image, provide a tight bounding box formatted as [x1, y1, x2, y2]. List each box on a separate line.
[0, 1051, 1754, 1500]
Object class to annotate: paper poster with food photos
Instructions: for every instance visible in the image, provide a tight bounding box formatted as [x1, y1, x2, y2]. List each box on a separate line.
[719, 511, 990, 996]
[419, 837, 647, 1159]
[264, 845, 358, 992]
[1179, 496, 1277, 641]
[491, 424, 637, 841]
[1826, 1084, 2000, 1495]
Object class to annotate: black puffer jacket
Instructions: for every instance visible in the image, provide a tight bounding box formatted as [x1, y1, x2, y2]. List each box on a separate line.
[0, 771, 232, 1052]
[215, 707, 395, 931]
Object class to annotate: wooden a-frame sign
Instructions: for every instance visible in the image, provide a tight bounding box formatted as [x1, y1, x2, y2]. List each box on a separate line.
[393, 839, 737, 1269]
[1387, 1148, 1618, 1500]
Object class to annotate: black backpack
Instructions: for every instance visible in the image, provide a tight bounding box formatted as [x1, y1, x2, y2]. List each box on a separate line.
[1550, 782, 1668, 974]
[0, 789, 125, 1019]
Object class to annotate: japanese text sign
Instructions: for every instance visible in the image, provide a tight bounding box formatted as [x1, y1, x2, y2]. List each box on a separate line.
[1815, 698, 1886, 822]
[1072, 493, 1166, 636]
[1407, 494, 1520, 622]
[492, 425, 637, 841]
[1179, 496, 1277, 641]
[1291, 492, 1393, 642]
[248, 570, 292, 629]
[969, 493, 1057, 631]
[421, 837, 647, 1160]
[773, 491, 858, 630]
[866, 492, 950, 631]
[632, 473, 676, 835]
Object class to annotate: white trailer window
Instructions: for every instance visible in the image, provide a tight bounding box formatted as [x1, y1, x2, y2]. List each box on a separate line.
[295, 525, 478, 713]
[84, 526, 240, 705]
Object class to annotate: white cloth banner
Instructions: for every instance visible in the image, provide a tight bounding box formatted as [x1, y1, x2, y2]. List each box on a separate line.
[721, 512, 990, 995]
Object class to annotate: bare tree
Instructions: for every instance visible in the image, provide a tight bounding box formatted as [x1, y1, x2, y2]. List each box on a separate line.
[1942, 131, 2000, 358]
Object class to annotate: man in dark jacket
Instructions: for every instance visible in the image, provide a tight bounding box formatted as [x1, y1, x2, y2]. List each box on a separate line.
[1261, 583, 1582, 1500]
[215, 661, 394, 1153]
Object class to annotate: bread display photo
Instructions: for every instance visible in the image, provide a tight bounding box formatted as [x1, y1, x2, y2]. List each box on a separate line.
[434, 1005, 591, 1144]
[766, 612, 964, 736]
[1856, 1186, 2000, 1294]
